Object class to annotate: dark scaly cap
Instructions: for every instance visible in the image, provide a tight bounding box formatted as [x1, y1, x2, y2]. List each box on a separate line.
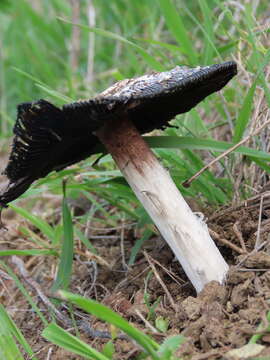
[0, 61, 237, 207]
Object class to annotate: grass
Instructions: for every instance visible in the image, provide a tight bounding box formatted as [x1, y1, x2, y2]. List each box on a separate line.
[0, 304, 38, 360]
[0, 0, 269, 358]
[42, 290, 185, 360]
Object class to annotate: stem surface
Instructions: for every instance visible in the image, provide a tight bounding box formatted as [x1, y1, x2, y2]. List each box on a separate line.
[96, 115, 229, 293]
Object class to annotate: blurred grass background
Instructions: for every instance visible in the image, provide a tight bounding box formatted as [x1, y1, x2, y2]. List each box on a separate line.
[0, 0, 269, 207]
[0, 0, 269, 358]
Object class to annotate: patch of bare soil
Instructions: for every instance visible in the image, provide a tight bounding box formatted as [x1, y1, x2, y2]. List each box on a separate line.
[2, 191, 270, 359]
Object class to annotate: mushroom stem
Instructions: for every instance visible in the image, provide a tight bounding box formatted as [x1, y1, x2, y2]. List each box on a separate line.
[96, 114, 228, 293]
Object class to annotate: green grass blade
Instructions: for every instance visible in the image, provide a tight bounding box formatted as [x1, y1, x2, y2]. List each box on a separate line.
[217, 40, 239, 54]
[244, 8, 270, 107]
[0, 304, 37, 360]
[250, 157, 270, 174]
[180, 148, 228, 203]
[12, 67, 48, 87]
[180, 2, 221, 62]
[182, 109, 209, 137]
[198, 0, 215, 64]
[52, 192, 74, 291]
[233, 81, 257, 143]
[75, 228, 98, 255]
[10, 204, 55, 241]
[42, 323, 110, 360]
[35, 83, 74, 103]
[95, 190, 139, 220]
[135, 37, 182, 53]
[58, 290, 160, 358]
[128, 229, 152, 266]
[0, 317, 23, 360]
[0, 249, 57, 256]
[82, 190, 117, 226]
[158, 0, 197, 64]
[59, 18, 164, 72]
[145, 136, 270, 161]
[18, 225, 55, 248]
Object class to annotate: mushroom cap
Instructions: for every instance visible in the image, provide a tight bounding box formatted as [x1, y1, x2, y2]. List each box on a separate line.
[64, 61, 237, 134]
[0, 61, 237, 206]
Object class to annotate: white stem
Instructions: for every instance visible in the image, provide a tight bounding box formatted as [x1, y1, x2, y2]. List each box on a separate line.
[125, 156, 229, 292]
[97, 116, 229, 293]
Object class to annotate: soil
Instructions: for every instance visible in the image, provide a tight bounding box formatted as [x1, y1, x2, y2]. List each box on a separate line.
[1, 187, 270, 359]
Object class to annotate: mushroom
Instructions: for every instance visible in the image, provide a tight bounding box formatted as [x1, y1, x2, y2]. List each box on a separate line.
[0, 61, 237, 292]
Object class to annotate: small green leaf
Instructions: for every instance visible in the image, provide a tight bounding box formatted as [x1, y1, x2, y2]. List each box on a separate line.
[155, 317, 169, 333]
[102, 340, 115, 358]
[158, 335, 186, 358]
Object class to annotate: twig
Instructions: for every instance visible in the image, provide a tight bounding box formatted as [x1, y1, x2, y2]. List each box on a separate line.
[120, 218, 129, 271]
[89, 235, 119, 239]
[209, 229, 244, 254]
[149, 257, 185, 286]
[209, 190, 270, 221]
[134, 309, 158, 333]
[12, 256, 67, 323]
[0, 274, 12, 299]
[0, 268, 12, 280]
[236, 239, 270, 268]
[46, 347, 53, 360]
[232, 222, 247, 253]
[84, 204, 96, 239]
[114, 266, 150, 292]
[192, 350, 222, 360]
[86, 222, 137, 232]
[238, 268, 270, 272]
[0, 207, 8, 230]
[144, 251, 177, 311]
[11, 256, 126, 340]
[255, 194, 264, 250]
[183, 118, 270, 188]
[76, 257, 98, 296]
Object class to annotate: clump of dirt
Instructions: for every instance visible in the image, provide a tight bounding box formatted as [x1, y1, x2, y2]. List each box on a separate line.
[2, 191, 270, 359]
